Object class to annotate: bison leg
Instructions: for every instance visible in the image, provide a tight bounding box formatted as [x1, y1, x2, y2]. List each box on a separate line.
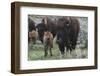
[58, 44, 65, 58]
[71, 34, 78, 50]
[49, 41, 53, 56]
[67, 47, 72, 54]
[72, 39, 77, 50]
[44, 46, 48, 57]
[66, 46, 70, 54]
[65, 40, 72, 54]
[33, 37, 36, 44]
[49, 47, 53, 56]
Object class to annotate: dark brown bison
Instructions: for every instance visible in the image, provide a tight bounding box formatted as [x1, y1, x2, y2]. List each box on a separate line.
[56, 17, 80, 56]
[43, 31, 53, 57]
[36, 17, 57, 43]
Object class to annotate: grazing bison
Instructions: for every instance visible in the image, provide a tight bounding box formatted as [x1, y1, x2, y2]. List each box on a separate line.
[36, 17, 57, 43]
[43, 31, 53, 57]
[28, 30, 38, 44]
[56, 17, 80, 56]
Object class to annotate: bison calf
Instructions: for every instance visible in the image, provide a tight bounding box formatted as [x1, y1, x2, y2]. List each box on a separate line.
[43, 31, 53, 57]
[28, 30, 38, 44]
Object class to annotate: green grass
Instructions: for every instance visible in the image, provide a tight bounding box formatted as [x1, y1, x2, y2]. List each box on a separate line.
[28, 40, 88, 61]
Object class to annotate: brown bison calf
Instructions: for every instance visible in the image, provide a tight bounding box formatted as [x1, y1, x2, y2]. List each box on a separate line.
[43, 31, 53, 57]
[28, 30, 38, 44]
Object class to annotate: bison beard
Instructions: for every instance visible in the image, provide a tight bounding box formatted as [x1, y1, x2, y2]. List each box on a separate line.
[56, 17, 80, 57]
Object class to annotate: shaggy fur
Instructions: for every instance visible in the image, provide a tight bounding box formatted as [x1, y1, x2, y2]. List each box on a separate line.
[28, 30, 38, 44]
[43, 31, 53, 57]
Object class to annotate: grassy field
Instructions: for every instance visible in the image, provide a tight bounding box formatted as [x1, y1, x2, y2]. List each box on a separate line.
[28, 39, 88, 61]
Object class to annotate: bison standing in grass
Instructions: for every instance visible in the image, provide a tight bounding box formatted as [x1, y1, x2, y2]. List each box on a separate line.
[43, 31, 53, 57]
[36, 17, 57, 57]
[56, 17, 80, 57]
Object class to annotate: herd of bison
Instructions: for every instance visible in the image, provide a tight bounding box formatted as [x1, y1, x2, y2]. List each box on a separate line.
[28, 15, 88, 59]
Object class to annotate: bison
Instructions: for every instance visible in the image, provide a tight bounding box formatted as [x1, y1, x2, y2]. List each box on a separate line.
[36, 17, 57, 43]
[28, 17, 36, 43]
[43, 31, 53, 57]
[28, 30, 38, 44]
[56, 17, 80, 57]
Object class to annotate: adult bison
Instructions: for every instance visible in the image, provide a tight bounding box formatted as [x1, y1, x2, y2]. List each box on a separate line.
[56, 17, 80, 56]
[36, 17, 57, 43]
